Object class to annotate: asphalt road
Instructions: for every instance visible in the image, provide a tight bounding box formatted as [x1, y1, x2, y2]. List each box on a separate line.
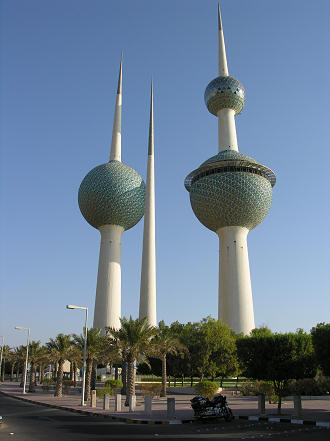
[0, 394, 329, 441]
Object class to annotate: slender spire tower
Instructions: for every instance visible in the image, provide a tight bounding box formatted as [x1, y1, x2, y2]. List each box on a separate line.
[139, 81, 157, 326]
[78, 57, 146, 332]
[185, 4, 276, 334]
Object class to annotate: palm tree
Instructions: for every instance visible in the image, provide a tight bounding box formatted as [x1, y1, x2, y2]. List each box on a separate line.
[37, 345, 51, 384]
[28, 341, 43, 392]
[151, 321, 187, 397]
[47, 334, 73, 397]
[0, 345, 11, 382]
[14, 345, 26, 384]
[107, 317, 158, 405]
[72, 328, 106, 400]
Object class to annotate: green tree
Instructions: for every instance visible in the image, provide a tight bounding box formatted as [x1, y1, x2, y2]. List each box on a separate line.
[28, 341, 44, 392]
[250, 326, 272, 337]
[168, 321, 201, 385]
[198, 317, 239, 384]
[107, 317, 157, 405]
[151, 321, 186, 397]
[47, 334, 73, 397]
[311, 323, 330, 376]
[237, 332, 316, 414]
[0, 345, 11, 382]
[73, 328, 107, 400]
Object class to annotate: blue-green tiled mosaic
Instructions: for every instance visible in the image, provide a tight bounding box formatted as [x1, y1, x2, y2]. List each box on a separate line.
[78, 160, 145, 231]
[200, 150, 259, 167]
[189, 172, 272, 232]
[205, 76, 245, 115]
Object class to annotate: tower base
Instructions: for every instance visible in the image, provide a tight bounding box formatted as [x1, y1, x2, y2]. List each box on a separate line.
[217, 226, 255, 334]
[93, 224, 124, 333]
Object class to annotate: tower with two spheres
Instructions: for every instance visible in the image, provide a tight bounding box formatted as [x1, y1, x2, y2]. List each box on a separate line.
[78, 58, 157, 332]
[185, 5, 276, 334]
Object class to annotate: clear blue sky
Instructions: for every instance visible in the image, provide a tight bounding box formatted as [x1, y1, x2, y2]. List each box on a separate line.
[1, 0, 330, 348]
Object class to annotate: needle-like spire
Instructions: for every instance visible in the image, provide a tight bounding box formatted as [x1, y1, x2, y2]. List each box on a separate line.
[139, 78, 157, 327]
[218, 2, 229, 76]
[110, 54, 122, 161]
[148, 79, 154, 156]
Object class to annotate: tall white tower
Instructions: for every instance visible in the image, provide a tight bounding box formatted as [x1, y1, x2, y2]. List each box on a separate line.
[139, 82, 157, 326]
[78, 58, 146, 332]
[185, 4, 276, 334]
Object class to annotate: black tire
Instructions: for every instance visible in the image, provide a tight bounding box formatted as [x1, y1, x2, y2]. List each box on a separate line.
[224, 408, 233, 422]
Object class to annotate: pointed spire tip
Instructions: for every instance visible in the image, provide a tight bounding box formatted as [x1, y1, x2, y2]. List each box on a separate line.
[148, 79, 154, 156]
[218, 2, 223, 31]
[117, 54, 123, 95]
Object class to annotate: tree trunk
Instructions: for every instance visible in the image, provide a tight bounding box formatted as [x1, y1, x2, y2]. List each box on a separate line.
[54, 359, 65, 397]
[277, 394, 282, 414]
[108, 361, 113, 378]
[10, 363, 14, 381]
[274, 380, 283, 415]
[16, 365, 19, 382]
[1, 357, 5, 382]
[73, 362, 77, 387]
[190, 376, 193, 387]
[161, 355, 167, 397]
[90, 361, 97, 391]
[39, 364, 44, 384]
[174, 377, 176, 387]
[115, 366, 119, 380]
[181, 375, 184, 387]
[125, 356, 135, 406]
[54, 361, 58, 381]
[70, 360, 74, 381]
[84, 359, 93, 401]
[121, 362, 127, 395]
[28, 362, 36, 393]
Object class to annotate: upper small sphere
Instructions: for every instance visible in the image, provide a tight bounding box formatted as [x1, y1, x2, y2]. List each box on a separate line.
[78, 160, 145, 231]
[205, 76, 245, 115]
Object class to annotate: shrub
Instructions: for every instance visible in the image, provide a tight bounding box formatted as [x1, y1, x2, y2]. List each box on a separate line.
[315, 374, 330, 395]
[63, 379, 74, 394]
[288, 376, 330, 396]
[239, 381, 256, 396]
[194, 380, 219, 399]
[239, 381, 277, 403]
[41, 378, 55, 391]
[105, 379, 123, 389]
[96, 386, 112, 398]
[140, 383, 162, 397]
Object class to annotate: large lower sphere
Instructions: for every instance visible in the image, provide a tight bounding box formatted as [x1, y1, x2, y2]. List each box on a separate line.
[78, 160, 145, 230]
[190, 172, 272, 232]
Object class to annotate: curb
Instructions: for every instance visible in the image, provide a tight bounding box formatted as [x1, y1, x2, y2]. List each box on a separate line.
[238, 415, 330, 428]
[1, 391, 330, 428]
[0, 391, 172, 425]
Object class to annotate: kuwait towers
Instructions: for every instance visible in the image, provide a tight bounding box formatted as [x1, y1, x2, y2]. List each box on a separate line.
[185, 5, 276, 334]
[78, 58, 146, 331]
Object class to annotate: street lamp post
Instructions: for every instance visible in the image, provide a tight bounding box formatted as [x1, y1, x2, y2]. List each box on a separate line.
[14, 326, 30, 394]
[66, 304, 88, 406]
[0, 336, 4, 382]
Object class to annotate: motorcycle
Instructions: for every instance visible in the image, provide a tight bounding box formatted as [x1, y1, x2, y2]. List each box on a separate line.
[190, 394, 233, 421]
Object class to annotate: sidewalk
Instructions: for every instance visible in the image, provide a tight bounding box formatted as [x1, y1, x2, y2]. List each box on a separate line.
[1, 382, 330, 426]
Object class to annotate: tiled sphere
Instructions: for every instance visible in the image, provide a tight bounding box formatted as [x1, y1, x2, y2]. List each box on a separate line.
[205, 76, 245, 115]
[187, 150, 272, 231]
[78, 160, 145, 230]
